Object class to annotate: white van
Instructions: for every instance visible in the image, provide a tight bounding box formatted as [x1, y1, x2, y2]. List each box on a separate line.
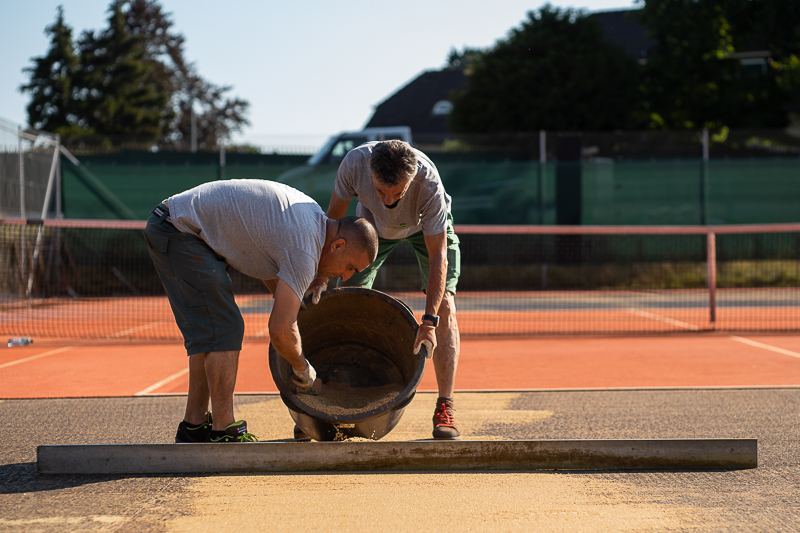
[306, 126, 413, 166]
[277, 126, 412, 210]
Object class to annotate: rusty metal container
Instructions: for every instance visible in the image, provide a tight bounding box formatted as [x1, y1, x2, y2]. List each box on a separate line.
[269, 287, 426, 441]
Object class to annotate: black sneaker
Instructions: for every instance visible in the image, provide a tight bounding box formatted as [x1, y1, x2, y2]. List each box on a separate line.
[209, 420, 259, 443]
[175, 411, 213, 443]
[294, 425, 312, 442]
[432, 397, 461, 440]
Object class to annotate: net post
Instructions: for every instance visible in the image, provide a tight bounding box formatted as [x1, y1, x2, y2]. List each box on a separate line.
[707, 229, 717, 325]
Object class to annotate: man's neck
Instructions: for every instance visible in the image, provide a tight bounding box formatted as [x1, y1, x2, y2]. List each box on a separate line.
[324, 217, 339, 247]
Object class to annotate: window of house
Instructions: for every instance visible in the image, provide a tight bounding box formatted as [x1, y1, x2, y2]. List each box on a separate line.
[432, 100, 454, 116]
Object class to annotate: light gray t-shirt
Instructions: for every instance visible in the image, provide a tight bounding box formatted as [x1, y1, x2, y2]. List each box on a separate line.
[168, 179, 327, 301]
[334, 142, 451, 240]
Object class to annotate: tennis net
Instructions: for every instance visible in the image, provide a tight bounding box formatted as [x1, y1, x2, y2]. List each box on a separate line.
[1, 218, 798, 340]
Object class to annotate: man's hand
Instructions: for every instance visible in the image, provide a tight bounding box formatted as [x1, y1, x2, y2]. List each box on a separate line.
[304, 276, 328, 306]
[292, 359, 317, 391]
[413, 325, 436, 359]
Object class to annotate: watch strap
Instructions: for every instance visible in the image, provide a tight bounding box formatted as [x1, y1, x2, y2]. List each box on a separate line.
[421, 314, 440, 327]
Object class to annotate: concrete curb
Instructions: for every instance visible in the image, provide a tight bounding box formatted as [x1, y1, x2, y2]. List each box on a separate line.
[37, 438, 757, 474]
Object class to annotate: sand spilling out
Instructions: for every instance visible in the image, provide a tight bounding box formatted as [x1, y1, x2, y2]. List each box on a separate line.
[295, 380, 404, 415]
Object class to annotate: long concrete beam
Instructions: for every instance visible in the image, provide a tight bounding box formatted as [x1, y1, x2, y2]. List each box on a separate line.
[37, 439, 757, 474]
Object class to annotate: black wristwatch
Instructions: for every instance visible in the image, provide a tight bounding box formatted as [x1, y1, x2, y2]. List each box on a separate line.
[421, 314, 440, 328]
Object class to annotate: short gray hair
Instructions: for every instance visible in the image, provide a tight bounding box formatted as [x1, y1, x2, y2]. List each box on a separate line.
[369, 140, 417, 187]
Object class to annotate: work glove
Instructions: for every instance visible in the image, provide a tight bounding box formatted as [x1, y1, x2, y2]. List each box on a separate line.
[302, 277, 328, 308]
[413, 339, 434, 360]
[291, 360, 317, 390]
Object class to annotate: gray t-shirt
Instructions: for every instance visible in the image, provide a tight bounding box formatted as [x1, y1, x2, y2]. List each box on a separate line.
[168, 179, 327, 301]
[334, 142, 451, 240]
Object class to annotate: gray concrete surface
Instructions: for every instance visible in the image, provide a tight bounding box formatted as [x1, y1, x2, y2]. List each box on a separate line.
[1, 389, 798, 532]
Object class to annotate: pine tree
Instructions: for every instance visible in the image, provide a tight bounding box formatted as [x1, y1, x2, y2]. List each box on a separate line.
[75, 0, 167, 145]
[123, 0, 249, 149]
[20, 6, 80, 135]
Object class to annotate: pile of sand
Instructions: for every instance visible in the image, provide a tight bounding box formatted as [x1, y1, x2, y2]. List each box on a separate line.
[295, 380, 404, 415]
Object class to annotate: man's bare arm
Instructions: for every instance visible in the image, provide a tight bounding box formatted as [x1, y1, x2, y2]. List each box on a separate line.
[327, 191, 351, 220]
[262, 279, 278, 295]
[268, 279, 307, 371]
[423, 231, 447, 318]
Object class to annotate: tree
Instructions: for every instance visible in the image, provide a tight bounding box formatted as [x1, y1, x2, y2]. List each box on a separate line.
[449, 4, 644, 133]
[636, 0, 790, 129]
[20, 6, 81, 136]
[123, 0, 249, 149]
[21, 0, 249, 149]
[73, 0, 167, 145]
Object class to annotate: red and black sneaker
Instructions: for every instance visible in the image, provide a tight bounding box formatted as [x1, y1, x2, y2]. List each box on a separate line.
[432, 397, 460, 440]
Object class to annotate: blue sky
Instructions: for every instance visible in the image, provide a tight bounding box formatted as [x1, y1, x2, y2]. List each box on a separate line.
[1, 0, 637, 150]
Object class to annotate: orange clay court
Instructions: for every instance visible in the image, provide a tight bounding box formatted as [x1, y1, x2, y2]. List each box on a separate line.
[2, 330, 800, 399]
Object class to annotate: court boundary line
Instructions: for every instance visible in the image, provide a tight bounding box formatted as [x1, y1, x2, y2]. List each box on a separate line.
[730, 336, 800, 360]
[0, 346, 77, 370]
[134, 368, 189, 396]
[625, 309, 701, 330]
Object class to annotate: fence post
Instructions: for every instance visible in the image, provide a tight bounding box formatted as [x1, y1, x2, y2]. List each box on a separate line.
[56, 134, 62, 218]
[700, 128, 709, 225]
[18, 126, 25, 218]
[538, 130, 546, 225]
[219, 141, 226, 181]
[707, 229, 717, 325]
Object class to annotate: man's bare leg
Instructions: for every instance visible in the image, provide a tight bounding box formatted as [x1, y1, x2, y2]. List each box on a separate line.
[183, 350, 240, 431]
[434, 291, 459, 397]
[184, 353, 211, 425]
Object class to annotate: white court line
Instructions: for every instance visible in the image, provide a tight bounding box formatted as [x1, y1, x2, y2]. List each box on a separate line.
[111, 320, 171, 338]
[730, 336, 800, 360]
[0, 346, 76, 370]
[626, 308, 701, 330]
[134, 367, 189, 396]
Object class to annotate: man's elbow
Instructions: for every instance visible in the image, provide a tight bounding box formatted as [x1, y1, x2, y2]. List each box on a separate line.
[268, 320, 296, 344]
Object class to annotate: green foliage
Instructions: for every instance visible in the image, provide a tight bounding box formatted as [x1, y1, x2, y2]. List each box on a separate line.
[74, 1, 167, 143]
[449, 4, 644, 133]
[636, 0, 796, 129]
[19, 6, 82, 137]
[20, 0, 249, 150]
[123, 0, 250, 150]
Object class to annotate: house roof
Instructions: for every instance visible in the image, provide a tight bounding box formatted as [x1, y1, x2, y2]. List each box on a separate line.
[364, 69, 466, 135]
[591, 9, 655, 60]
[364, 9, 654, 136]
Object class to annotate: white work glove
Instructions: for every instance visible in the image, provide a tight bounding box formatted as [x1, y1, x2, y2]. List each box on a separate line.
[414, 339, 434, 360]
[302, 277, 328, 308]
[291, 360, 317, 390]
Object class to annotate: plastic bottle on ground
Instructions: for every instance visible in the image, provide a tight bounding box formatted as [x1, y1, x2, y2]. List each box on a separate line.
[7, 337, 33, 347]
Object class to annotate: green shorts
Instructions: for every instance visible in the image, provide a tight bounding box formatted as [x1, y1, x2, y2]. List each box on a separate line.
[144, 204, 245, 356]
[340, 214, 460, 294]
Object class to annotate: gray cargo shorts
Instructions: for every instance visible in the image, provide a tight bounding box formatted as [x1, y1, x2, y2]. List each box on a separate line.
[144, 204, 244, 356]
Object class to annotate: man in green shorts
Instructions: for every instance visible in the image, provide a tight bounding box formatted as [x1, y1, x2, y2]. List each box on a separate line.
[315, 140, 462, 439]
[145, 179, 378, 443]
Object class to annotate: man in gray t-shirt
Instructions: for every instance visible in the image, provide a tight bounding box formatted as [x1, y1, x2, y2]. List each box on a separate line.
[145, 179, 378, 443]
[319, 140, 462, 440]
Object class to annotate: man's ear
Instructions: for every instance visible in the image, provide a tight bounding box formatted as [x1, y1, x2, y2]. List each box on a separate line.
[330, 237, 346, 252]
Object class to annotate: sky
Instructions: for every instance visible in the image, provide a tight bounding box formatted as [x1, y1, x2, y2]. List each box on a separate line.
[1, 0, 638, 151]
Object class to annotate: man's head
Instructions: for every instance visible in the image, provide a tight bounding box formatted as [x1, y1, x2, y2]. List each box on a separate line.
[369, 140, 418, 207]
[318, 216, 378, 281]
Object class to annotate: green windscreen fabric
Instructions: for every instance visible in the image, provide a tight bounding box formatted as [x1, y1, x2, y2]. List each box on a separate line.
[59, 153, 800, 225]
